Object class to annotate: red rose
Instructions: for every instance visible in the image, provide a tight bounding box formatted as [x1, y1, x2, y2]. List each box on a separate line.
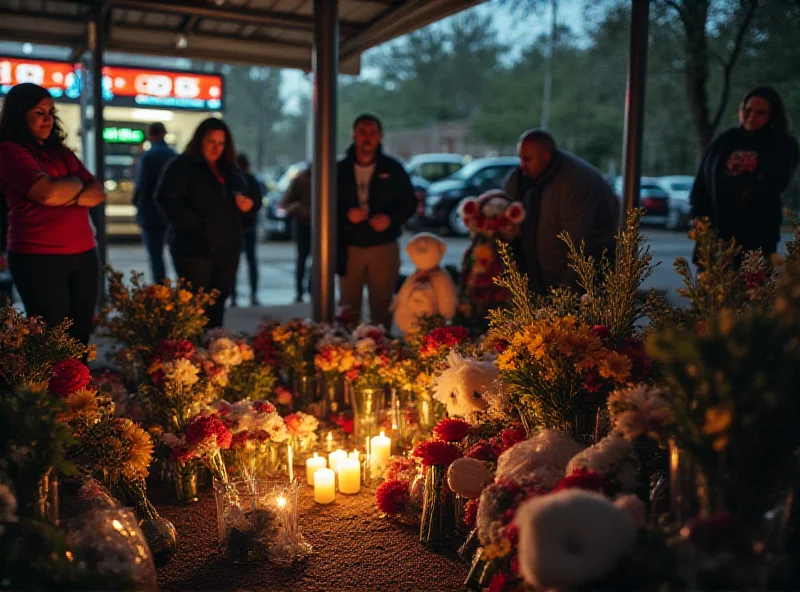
[49, 359, 91, 397]
[554, 468, 615, 496]
[499, 424, 527, 450]
[375, 479, 410, 515]
[154, 339, 195, 361]
[590, 325, 610, 340]
[465, 441, 500, 462]
[412, 440, 462, 468]
[432, 418, 471, 443]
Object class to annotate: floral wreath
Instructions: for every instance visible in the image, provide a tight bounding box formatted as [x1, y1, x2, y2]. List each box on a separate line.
[458, 190, 526, 238]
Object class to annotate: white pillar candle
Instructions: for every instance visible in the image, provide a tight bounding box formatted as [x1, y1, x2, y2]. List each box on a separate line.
[328, 449, 347, 473]
[338, 458, 361, 494]
[369, 431, 392, 479]
[348, 449, 359, 461]
[306, 452, 327, 486]
[313, 468, 335, 504]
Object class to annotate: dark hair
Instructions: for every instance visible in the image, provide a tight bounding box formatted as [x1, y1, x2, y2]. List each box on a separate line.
[742, 86, 793, 136]
[518, 128, 557, 152]
[0, 83, 66, 150]
[352, 113, 383, 133]
[184, 117, 236, 169]
[148, 122, 167, 137]
[236, 152, 250, 171]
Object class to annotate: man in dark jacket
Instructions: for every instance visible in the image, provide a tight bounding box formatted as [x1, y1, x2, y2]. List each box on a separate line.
[337, 114, 416, 329]
[231, 153, 264, 307]
[134, 122, 176, 284]
[504, 129, 619, 294]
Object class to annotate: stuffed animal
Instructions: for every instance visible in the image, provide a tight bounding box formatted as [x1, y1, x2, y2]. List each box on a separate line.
[392, 233, 458, 336]
[432, 350, 497, 421]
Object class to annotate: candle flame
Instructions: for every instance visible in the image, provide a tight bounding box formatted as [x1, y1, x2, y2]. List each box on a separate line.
[380, 430, 385, 437]
[276, 495, 287, 508]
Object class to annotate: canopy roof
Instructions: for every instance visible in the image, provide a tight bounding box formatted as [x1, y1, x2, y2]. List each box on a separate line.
[0, 0, 483, 73]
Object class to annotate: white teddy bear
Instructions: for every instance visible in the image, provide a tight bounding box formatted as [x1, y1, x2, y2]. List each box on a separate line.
[392, 232, 458, 336]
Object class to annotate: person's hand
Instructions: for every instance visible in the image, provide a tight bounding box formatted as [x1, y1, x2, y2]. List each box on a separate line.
[368, 213, 391, 232]
[235, 193, 254, 213]
[347, 206, 369, 224]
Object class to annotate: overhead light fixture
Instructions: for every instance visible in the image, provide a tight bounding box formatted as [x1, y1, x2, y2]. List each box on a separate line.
[130, 109, 174, 122]
[176, 34, 188, 50]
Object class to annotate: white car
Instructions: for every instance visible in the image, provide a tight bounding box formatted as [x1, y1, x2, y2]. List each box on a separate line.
[656, 175, 695, 230]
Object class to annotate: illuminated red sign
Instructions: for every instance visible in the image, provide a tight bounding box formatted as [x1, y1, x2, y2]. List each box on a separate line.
[0, 58, 80, 101]
[101, 66, 223, 110]
[0, 58, 224, 111]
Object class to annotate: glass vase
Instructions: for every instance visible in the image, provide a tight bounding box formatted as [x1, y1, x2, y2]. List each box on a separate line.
[292, 373, 316, 412]
[668, 439, 706, 526]
[390, 386, 412, 449]
[351, 385, 384, 443]
[63, 508, 157, 592]
[419, 465, 456, 547]
[213, 478, 311, 564]
[173, 461, 199, 504]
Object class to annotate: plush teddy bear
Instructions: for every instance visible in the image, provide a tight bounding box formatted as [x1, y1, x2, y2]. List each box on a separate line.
[432, 350, 497, 421]
[392, 232, 458, 337]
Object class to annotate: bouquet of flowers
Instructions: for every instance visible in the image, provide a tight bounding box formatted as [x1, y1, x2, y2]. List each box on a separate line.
[0, 304, 88, 393]
[204, 330, 276, 402]
[284, 411, 319, 452]
[458, 190, 526, 241]
[251, 319, 280, 367]
[97, 269, 216, 375]
[169, 414, 233, 484]
[218, 400, 288, 481]
[345, 324, 392, 391]
[271, 318, 323, 378]
[314, 331, 357, 385]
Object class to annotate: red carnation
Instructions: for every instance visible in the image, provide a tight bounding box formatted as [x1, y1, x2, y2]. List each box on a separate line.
[254, 401, 277, 414]
[464, 499, 479, 527]
[488, 572, 515, 592]
[465, 441, 500, 463]
[499, 424, 527, 450]
[412, 440, 462, 468]
[230, 431, 250, 449]
[376, 479, 410, 516]
[590, 325, 610, 340]
[154, 339, 195, 361]
[432, 418, 471, 443]
[420, 326, 469, 356]
[554, 468, 615, 496]
[461, 199, 479, 216]
[184, 415, 233, 450]
[49, 359, 91, 397]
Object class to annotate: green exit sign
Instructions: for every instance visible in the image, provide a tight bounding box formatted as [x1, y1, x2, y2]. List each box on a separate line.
[103, 127, 145, 144]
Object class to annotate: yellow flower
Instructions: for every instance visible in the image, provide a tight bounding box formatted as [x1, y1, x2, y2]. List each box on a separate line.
[483, 538, 512, 560]
[119, 418, 154, 478]
[597, 351, 632, 382]
[63, 388, 99, 421]
[178, 289, 193, 304]
[702, 402, 733, 451]
[151, 285, 172, 301]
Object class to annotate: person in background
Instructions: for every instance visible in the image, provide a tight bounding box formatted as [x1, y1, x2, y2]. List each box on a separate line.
[504, 129, 618, 295]
[691, 86, 799, 260]
[133, 122, 175, 284]
[0, 82, 105, 345]
[337, 114, 416, 329]
[280, 163, 311, 303]
[155, 118, 255, 328]
[230, 152, 263, 307]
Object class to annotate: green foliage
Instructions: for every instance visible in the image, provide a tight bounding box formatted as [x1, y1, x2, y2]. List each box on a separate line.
[0, 387, 76, 518]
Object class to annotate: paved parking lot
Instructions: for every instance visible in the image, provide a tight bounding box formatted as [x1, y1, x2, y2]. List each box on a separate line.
[105, 227, 710, 308]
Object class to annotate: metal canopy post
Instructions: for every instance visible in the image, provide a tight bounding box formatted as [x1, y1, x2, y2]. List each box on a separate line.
[620, 0, 650, 225]
[311, 0, 338, 322]
[88, 5, 107, 303]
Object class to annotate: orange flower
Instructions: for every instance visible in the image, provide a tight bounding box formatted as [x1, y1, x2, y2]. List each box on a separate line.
[597, 351, 632, 382]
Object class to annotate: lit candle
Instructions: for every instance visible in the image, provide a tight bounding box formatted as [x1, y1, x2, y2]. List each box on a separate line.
[313, 468, 335, 504]
[370, 431, 392, 479]
[326, 431, 333, 452]
[287, 442, 294, 482]
[306, 452, 326, 485]
[348, 449, 360, 461]
[328, 449, 347, 473]
[338, 458, 361, 494]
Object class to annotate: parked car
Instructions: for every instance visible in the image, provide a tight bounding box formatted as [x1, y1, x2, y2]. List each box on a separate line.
[404, 153, 467, 228]
[655, 175, 694, 230]
[421, 157, 519, 236]
[263, 162, 307, 240]
[612, 177, 670, 227]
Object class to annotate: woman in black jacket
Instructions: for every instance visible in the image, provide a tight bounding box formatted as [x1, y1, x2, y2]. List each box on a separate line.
[691, 86, 799, 259]
[155, 118, 255, 328]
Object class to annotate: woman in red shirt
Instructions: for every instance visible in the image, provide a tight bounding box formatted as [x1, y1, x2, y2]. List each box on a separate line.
[0, 83, 105, 345]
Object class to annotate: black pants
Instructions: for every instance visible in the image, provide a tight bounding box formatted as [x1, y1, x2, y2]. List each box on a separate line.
[140, 224, 168, 284]
[232, 229, 258, 304]
[8, 248, 98, 346]
[294, 219, 312, 298]
[172, 250, 239, 329]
